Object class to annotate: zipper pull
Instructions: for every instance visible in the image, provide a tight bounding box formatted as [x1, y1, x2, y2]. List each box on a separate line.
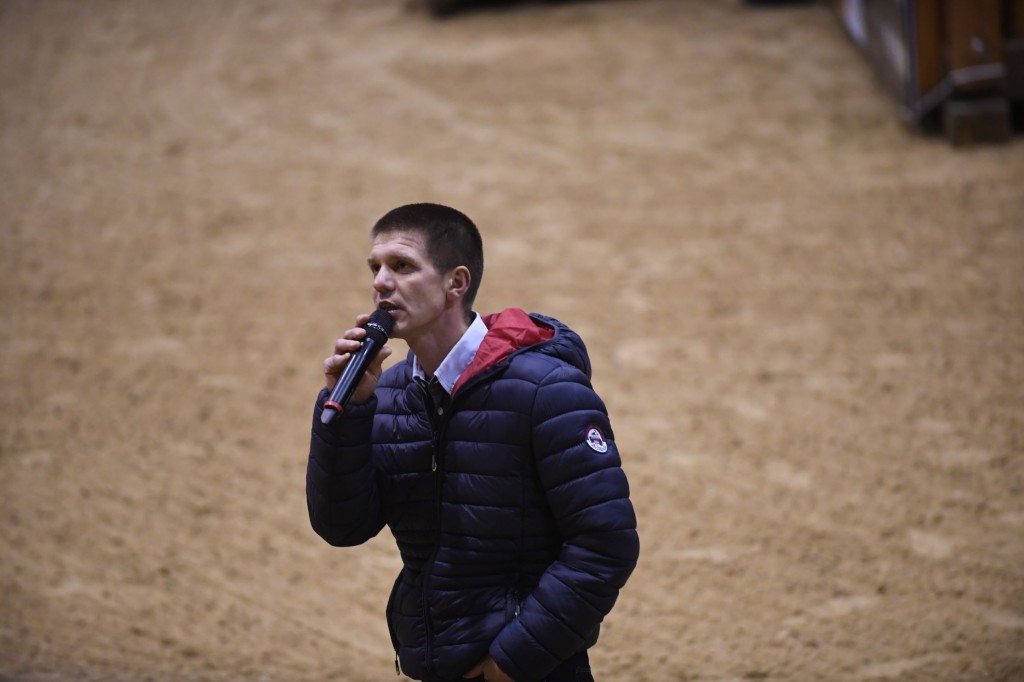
[394, 653, 401, 676]
[431, 430, 440, 473]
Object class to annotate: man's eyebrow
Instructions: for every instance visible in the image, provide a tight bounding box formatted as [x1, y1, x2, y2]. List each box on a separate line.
[369, 247, 418, 262]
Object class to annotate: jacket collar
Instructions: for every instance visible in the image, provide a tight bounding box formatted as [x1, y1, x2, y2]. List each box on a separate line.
[411, 312, 488, 396]
[452, 308, 554, 395]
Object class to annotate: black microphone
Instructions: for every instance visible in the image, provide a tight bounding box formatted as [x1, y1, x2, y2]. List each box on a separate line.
[321, 309, 396, 425]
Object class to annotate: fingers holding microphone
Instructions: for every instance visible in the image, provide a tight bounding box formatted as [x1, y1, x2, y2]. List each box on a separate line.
[321, 311, 396, 424]
[323, 315, 372, 390]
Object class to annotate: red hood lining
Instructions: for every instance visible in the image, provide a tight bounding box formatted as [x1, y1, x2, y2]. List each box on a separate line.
[452, 308, 554, 395]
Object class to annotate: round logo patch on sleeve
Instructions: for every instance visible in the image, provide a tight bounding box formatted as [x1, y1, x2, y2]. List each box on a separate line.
[585, 425, 609, 453]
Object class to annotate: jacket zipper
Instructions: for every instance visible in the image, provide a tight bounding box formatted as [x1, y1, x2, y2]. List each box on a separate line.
[508, 587, 522, 619]
[418, 370, 503, 676]
[422, 397, 447, 677]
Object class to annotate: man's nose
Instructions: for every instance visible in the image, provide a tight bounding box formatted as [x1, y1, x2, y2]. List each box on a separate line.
[373, 267, 394, 292]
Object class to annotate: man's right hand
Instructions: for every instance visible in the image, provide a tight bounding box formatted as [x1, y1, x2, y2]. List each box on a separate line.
[323, 314, 393, 405]
[463, 656, 515, 682]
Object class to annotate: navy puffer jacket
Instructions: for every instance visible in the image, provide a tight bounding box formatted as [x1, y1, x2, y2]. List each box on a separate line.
[307, 309, 638, 681]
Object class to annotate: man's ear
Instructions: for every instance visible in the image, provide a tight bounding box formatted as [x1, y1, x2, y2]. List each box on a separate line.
[447, 266, 471, 300]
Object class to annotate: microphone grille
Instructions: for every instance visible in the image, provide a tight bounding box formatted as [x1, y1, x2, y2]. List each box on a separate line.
[367, 308, 396, 338]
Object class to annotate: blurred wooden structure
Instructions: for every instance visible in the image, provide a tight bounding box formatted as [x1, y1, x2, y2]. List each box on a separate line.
[831, 0, 1024, 144]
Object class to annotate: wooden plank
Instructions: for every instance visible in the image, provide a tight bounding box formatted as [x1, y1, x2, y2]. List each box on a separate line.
[1011, 0, 1024, 38]
[914, 0, 946, 97]
[943, 0, 1005, 92]
[1006, 37, 1024, 100]
[942, 96, 1012, 144]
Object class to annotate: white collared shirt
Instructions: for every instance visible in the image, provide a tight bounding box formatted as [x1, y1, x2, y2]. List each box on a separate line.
[411, 312, 488, 397]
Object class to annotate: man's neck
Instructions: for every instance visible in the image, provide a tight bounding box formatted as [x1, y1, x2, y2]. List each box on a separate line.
[408, 310, 471, 377]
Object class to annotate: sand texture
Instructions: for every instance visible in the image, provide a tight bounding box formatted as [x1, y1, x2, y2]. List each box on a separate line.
[1, 1, 1023, 680]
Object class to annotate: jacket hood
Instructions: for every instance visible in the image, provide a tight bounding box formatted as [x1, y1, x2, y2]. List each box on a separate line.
[453, 308, 591, 394]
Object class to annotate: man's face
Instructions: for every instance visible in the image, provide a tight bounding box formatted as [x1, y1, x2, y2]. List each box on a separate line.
[367, 230, 448, 342]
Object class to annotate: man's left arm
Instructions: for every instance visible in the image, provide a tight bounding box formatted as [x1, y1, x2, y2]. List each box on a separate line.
[489, 365, 640, 682]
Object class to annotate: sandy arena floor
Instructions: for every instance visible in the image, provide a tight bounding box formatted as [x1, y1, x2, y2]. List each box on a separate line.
[1, 1, 1023, 680]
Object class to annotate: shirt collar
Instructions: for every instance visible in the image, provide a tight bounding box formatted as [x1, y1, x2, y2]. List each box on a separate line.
[411, 312, 488, 396]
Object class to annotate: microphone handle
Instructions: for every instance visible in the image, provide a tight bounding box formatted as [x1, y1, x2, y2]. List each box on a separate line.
[321, 337, 383, 424]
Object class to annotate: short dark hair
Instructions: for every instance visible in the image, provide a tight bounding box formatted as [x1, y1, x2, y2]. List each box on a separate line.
[371, 203, 484, 313]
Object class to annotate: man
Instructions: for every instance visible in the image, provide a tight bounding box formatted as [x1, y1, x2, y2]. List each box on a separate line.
[306, 203, 639, 682]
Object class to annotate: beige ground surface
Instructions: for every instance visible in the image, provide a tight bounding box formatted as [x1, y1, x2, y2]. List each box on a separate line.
[1, 1, 1023, 680]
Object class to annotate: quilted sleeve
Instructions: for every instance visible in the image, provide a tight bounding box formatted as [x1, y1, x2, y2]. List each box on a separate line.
[489, 364, 639, 681]
[306, 387, 386, 547]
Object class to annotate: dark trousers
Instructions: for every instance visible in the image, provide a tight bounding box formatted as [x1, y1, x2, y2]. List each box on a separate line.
[456, 651, 593, 682]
